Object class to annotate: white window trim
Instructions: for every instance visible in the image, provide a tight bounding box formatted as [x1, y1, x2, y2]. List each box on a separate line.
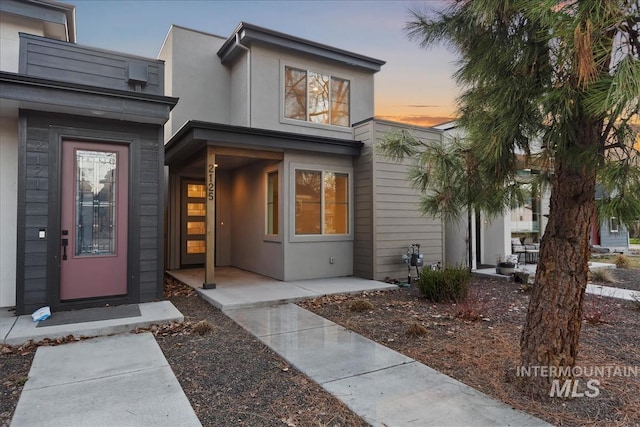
[264, 164, 282, 242]
[280, 61, 353, 133]
[289, 162, 353, 243]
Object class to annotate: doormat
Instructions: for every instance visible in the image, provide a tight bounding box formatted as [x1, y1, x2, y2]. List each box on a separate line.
[36, 304, 141, 328]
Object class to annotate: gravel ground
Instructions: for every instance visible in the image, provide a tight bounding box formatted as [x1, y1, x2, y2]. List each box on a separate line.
[599, 268, 640, 292]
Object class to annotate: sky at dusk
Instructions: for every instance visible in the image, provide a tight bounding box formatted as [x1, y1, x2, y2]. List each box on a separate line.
[72, 0, 461, 127]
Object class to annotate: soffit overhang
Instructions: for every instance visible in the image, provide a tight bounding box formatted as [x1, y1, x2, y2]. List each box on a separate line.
[165, 120, 363, 166]
[0, 71, 178, 124]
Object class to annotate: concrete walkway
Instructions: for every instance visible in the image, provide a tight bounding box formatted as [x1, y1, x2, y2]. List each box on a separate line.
[10, 333, 201, 427]
[226, 303, 551, 427]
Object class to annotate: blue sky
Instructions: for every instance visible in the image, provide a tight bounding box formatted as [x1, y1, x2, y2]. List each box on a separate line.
[73, 0, 460, 126]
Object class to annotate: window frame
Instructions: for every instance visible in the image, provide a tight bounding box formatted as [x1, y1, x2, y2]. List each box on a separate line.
[264, 165, 282, 242]
[289, 163, 353, 243]
[281, 63, 352, 131]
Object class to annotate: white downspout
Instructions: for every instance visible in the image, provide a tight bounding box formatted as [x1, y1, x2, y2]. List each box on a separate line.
[235, 32, 251, 127]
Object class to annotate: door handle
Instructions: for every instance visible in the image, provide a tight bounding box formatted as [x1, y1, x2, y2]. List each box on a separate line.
[62, 238, 68, 260]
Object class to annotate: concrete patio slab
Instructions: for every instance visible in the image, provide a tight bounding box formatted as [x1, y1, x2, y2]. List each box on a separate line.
[168, 267, 397, 310]
[322, 361, 549, 427]
[198, 282, 318, 310]
[0, 308, 17, 343]
[3, 301, 183, 346]
[11, 333, 200, 427]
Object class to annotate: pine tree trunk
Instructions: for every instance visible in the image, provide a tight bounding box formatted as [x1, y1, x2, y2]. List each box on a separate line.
[519, 127, 599, 396]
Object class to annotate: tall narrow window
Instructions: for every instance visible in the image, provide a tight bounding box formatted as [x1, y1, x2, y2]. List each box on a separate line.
[324, 172, 349, 234]
[295, 169, 349, 235]
[284, 66, 350, 127]
[284, 67, 307, 120]
[267, 171, 279, 235]
[330, 77, 350, 127]
[75, 150, 117, 256]
[295, 170, 322, 234]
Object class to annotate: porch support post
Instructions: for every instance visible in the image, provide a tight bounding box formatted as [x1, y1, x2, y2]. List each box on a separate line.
[203, 147, 216, 289]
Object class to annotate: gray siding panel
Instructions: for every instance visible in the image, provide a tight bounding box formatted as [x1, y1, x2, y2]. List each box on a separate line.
[370, 122, 444, 281]
[600, 221, 629, 249]
[353, 122, 374, 279]
[21, 34, 165, 96]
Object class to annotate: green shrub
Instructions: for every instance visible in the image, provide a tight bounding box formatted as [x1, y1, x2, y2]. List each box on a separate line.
[416, 266, 471, 302]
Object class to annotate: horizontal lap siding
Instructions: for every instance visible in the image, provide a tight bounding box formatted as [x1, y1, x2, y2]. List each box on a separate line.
[21, 117, 50, 311]
[371, 123, 443, 281]
[21, 35, 164, 96]
[136, 133, 163, 301]
[353, 122, 374, 279]
[19, 113, 163, 313]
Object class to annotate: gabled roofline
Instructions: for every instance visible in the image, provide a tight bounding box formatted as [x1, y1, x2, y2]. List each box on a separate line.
[217, 22, 385, 73]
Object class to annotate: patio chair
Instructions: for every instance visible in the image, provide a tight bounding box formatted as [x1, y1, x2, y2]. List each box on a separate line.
[511, 238, 526, 264]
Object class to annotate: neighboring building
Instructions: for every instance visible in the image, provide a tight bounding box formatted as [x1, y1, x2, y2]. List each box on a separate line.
[159, 24, 444, 285]
[436, 121, 630, 268]
[0, 0, 177, 314]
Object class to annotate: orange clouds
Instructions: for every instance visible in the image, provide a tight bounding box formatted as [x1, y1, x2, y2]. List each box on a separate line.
[375, 114, 457, 128]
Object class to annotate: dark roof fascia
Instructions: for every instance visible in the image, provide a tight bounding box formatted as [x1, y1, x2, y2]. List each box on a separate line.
[218, 22, 385, 73]
[165, 120, 363, 165]
[0, 71, 178, 108]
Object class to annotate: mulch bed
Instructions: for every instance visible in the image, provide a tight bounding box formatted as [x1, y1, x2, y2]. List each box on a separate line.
[154, 277, 367, 426]
[299, 276, 640, 427]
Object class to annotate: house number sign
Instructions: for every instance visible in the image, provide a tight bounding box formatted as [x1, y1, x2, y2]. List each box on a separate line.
[207, 163, 215, 201]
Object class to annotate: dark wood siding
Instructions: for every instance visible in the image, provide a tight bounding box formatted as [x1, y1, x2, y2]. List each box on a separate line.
[17, 112, 163, 314]
[20, 33, 165, 96]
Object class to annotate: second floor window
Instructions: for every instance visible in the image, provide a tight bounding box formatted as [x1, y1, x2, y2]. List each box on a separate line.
[284, 66, 350, 127]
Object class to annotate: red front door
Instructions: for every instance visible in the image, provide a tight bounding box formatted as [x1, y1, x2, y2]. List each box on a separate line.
[60, 141, 129, 300]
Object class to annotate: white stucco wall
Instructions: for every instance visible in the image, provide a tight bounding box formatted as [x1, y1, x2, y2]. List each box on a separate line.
[158, 26, 230, 139]
[0, 117, 18, 307]
[482, 214, 512, 264]
[0, 14, 44, 72]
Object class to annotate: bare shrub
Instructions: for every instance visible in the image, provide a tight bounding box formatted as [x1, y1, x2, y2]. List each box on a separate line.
[193, 320, 214, 335]
[614, 254, 629, 269]
[349, 299, 373, 312]
[589, 268, 617, 283]
[406, 323, 428, 337]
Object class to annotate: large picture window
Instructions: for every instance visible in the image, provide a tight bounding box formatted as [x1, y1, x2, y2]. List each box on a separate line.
[284, 66, 350, 127]
[295, 169, 349, 235]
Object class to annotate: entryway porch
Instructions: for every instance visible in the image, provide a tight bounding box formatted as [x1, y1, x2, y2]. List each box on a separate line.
[166, 267, 396, 310]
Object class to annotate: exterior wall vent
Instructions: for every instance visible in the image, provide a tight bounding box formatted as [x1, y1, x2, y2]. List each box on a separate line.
[127, 63, 148, 89]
